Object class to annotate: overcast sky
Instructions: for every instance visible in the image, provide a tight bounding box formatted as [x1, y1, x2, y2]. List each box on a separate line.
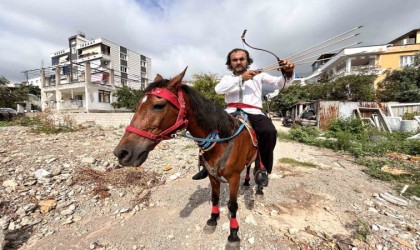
[1, 0, 419, 83]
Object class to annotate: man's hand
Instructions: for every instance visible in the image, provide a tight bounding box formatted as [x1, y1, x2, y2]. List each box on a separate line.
[279, 59, 295, 73]
[279, 59, 295, 79]
[241, 70, 259, 81]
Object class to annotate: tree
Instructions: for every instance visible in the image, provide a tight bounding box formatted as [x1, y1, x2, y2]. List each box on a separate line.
[0, 75, 33, 108]
[0, 75, 9, 86]
[328, 75, 376, 101]
[112, 86, 145, 110]
[377, 53, 420, 102]
[190, 73, 225, 107]
[272, 74, 376, 115]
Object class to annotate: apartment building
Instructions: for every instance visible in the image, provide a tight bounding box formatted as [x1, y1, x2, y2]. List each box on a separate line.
[303, 28, 420, 87]
[41, 32, 152, 112]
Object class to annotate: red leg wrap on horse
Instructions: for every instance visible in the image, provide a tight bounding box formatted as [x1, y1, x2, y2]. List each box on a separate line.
[212, 205, 219, 214]
[230, 218, 239, 228]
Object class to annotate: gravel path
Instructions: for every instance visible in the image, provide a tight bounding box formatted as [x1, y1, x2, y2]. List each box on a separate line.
[0, 124, 418, 250]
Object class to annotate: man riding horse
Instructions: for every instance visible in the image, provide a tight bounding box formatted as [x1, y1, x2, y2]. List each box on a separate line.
[192, 48, 295, 194]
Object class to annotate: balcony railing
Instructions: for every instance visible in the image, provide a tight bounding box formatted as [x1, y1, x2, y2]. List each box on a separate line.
[61, 100, 85, 109]
[397, 38, 415, 46]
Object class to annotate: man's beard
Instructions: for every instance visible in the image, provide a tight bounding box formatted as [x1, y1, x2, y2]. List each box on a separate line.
[233, 65, 246, 75]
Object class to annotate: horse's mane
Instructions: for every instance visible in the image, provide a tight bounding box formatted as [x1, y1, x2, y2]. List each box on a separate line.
[145, 80, 233, 138]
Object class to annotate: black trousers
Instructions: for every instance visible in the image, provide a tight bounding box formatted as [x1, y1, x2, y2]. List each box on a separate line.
[247, 113, 277, 174]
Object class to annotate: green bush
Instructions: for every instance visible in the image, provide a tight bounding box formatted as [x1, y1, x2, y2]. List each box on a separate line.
[326, 118, 365, 136]
[288, 126, 320, 143]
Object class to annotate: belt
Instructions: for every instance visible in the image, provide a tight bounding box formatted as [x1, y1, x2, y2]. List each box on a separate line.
[227, 102, 261, 110]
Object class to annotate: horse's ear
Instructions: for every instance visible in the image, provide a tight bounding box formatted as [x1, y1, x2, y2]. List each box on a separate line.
[154, 74, 163, 82]
[167, 67, 188, 91]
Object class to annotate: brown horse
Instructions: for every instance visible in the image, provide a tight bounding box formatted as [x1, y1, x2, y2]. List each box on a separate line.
[113, 68, 259, 248]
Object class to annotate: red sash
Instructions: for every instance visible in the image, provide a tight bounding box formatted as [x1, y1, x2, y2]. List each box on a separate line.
[227, 102, 261, 110]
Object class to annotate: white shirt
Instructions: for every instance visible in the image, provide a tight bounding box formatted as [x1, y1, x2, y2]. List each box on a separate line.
[215, 72, 293, 115]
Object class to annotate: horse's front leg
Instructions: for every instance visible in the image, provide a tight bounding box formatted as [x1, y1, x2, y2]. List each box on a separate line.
[227, 173, 241, 247]
[204, 175, 220, 233]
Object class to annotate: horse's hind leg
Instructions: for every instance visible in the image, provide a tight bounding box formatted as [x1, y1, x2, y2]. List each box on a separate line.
[204, 175, 220, 234]
[243, 166, 251, 186]
[226, 173, 241, 248]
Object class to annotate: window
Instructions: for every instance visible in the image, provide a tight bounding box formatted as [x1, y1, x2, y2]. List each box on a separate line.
[98, 90, 110, 103]
[121, 78, 127, 86]
[141, 61, 146, 67]
[120, 65, 127, 73]
[400, 55, 415, 67]
[120, 52, 127, 60]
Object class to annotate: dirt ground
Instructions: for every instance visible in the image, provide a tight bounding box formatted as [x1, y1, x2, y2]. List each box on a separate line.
[1, 120, 419, 250]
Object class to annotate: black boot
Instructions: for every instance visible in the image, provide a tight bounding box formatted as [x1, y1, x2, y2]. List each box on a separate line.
[192, 167, 208, 180]
[254, 169, 269, 187]
[253, 156, 269, 187]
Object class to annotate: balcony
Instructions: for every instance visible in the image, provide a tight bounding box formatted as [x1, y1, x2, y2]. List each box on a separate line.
[397, 38, 416, 46]
[61, 100, 85, 110]
[349, 65, 383, 75]
[75, 52, 111, 64]
[331, 65, 383, 81]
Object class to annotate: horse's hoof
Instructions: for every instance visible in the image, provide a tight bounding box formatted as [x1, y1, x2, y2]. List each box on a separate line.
[203, 224, 217, 234]
[226, 237, 240, 249]
[243, 179, 250, 186]
[225, 241, 240, 250]
[255, 186, 264, 196]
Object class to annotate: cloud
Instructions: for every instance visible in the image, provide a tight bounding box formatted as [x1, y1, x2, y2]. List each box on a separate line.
[0, 0, 419, 82]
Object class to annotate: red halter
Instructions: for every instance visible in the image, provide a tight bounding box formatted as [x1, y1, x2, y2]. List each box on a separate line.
[125, 87, 188, 141]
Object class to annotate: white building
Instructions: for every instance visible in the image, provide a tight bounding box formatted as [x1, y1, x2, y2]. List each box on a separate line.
[300, 28, 420, 87]
[27, 77, 41, 88]
[40, 32, 152, 112]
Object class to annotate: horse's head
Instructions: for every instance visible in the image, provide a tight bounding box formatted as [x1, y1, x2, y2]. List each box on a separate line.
[113, 68, 188, 166]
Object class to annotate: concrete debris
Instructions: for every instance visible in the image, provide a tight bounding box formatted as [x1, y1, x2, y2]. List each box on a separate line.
[378, 192, 408, 206]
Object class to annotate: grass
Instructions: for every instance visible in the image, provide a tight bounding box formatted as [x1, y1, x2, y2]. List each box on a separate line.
[278, 157, 319, 168]
[353, 219, 371, 242]
[3, 110, 80, 134]
[0, 120, 14, 127]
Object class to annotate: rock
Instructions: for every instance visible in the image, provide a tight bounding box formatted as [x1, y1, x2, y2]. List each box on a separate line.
[38, 199, 57, 213]
[2, 179, 18, 188]
[379, 192, 408, 206]
[371, 224, 379, 231]
[23, 203, 37, 212]
[50, 165, 63, 176]
[0, 216, 11, 230]
[288, 228, 299, 234]
[245, 214, 257, 225]
[46, 157, 57, 164]
[1, 157, 11, 163]
[162, 165, 173, 171]
[169, 173, 181, 180]
[248, 237, 255, 244]
[82, 157, 96, 164]
[20, 216, 31, 226]
[34, 169, 51, 179]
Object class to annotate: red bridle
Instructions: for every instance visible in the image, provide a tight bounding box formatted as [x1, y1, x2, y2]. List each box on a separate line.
[125, 87, 188, 141]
